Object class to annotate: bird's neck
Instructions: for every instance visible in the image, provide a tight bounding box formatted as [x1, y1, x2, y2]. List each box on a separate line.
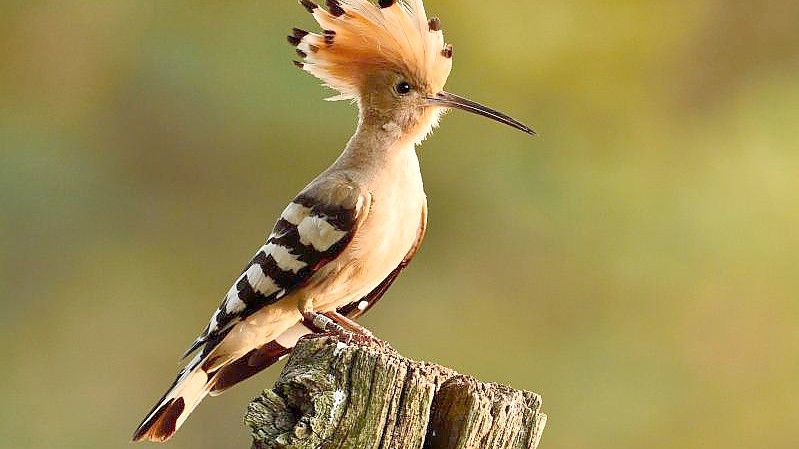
[331, 112, 418, 178]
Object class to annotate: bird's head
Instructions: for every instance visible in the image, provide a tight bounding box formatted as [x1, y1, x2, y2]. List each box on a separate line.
[290, 0, 535, 144]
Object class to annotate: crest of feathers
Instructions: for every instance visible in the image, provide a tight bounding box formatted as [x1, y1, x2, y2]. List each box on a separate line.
[289, 0, 453, 101]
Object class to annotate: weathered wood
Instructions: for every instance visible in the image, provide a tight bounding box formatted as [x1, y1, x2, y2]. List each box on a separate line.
[245, 335, 546, 449]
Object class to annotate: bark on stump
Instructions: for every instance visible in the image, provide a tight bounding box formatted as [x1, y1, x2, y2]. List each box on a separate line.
[245, 335, 546, 449]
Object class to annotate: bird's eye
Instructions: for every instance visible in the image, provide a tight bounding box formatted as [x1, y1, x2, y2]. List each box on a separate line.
[395, 81, 412, 95]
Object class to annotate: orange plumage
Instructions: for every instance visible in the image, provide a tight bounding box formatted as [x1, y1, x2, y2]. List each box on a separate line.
[294, 0, 453, 101]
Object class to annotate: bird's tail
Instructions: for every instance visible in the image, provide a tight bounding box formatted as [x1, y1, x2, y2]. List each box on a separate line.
[131, 353, 216, 443]
[131, 322, 312, 443]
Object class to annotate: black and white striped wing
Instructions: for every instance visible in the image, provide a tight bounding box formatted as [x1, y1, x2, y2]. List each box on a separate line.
[184, 187, 369, 358]
[209, 202, 426, 395]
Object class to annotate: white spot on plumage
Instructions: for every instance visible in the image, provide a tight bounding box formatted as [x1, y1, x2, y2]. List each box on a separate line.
[224, 285, 245, 314]
[207, 313, 219, 335]
[263, 243, 307, 273]
[297, 216, 348, 251]
[245, 264, 281, 296]
[282, 202, 311, 225]
[357, 300, 369, 311]
[355, 195, 364, 213]
[382, 121, 401, 133]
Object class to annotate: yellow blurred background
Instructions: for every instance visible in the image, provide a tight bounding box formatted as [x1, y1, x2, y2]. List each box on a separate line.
[2, 1, 798, 448]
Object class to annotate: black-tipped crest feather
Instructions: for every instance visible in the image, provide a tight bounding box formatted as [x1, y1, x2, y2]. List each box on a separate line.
[326, 0, 345, 16]
[300, 0, 318, 13]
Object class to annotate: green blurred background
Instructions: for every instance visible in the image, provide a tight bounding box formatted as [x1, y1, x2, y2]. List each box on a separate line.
[2, 1, 798, 448]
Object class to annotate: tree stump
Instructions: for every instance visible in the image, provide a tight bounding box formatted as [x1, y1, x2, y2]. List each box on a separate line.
[245, 335, 546, 449]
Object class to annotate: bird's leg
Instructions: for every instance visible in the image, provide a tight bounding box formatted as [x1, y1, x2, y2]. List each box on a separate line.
[298, 297, 385, 346]
[323, 311, 373, 336]
[299, 296, 351, 340]
[324, 311, 388, 348]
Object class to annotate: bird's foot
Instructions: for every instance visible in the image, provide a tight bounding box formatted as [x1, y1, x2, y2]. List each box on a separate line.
[323, 311, 373, 336]
[301, 311, 388, 349]
[302, 311, 347, 336]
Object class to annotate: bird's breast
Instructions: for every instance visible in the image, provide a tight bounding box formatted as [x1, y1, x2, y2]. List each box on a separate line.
[313, 149, 425, 309]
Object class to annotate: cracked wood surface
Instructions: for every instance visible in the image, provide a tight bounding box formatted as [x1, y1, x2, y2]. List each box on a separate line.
[245, 335, 546, 449]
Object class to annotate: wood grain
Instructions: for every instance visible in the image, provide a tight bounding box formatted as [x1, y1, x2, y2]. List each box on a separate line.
[246, 335, 546, 449]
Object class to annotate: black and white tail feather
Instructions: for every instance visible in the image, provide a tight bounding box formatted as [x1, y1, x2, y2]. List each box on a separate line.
[131, 322, 309, 442]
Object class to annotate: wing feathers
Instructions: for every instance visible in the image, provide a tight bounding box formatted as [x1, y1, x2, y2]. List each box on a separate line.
[180, 183, 366, 362]
[142, 183, 369, 441]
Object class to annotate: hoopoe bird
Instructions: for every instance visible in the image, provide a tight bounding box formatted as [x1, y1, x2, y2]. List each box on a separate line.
[132, 0, 534, 442]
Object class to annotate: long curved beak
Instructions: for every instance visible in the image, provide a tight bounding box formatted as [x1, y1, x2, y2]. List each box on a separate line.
[426, 91, 536, 136]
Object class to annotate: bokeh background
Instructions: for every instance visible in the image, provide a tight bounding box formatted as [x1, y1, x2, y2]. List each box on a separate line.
[2, 1, 798, 448]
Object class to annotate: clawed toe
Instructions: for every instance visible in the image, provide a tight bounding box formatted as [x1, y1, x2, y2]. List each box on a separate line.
[301, 311, 388, 348]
